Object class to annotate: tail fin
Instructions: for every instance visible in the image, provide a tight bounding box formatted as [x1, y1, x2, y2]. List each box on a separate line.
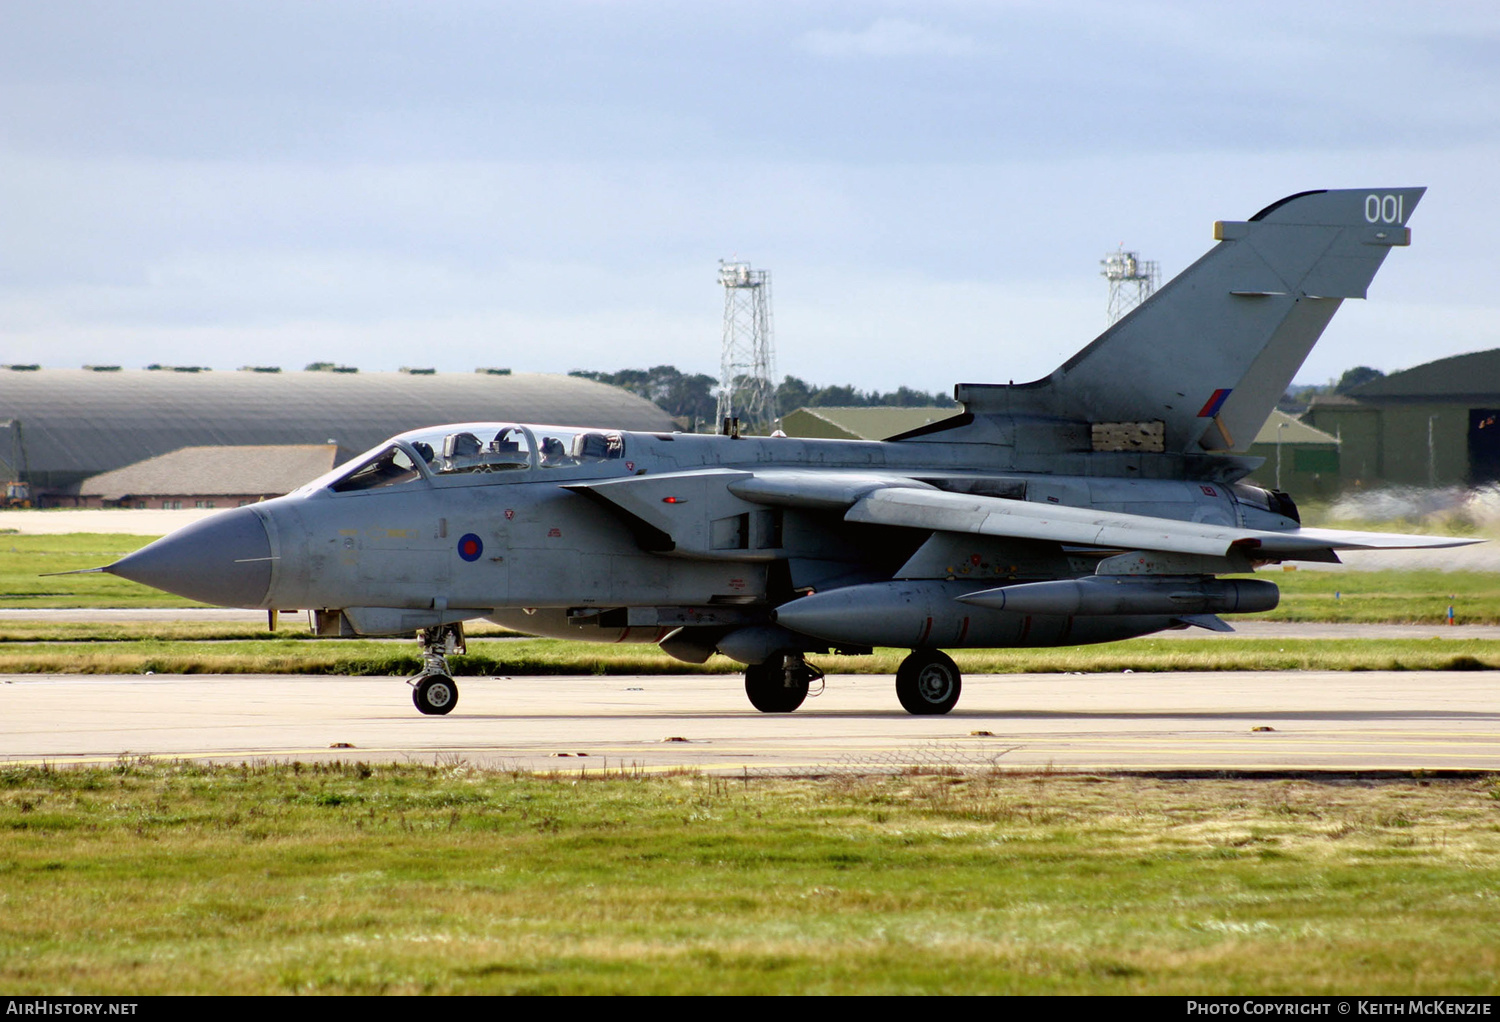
[957, 188, 1423, 454]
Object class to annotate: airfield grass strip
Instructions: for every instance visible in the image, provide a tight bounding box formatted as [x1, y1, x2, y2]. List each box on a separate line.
[1256, 567, 1500, 624]
[0, 760, 1497, 994]
[1, 636, 1498, 676]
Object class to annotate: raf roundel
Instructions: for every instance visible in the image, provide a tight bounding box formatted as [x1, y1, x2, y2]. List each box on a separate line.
[457, 533, 484, 562]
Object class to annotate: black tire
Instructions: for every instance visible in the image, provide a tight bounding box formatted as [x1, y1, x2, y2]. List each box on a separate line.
[413, 674, 459, 715]
[895, 650, 962, 715]
[744, 657, 809, 713]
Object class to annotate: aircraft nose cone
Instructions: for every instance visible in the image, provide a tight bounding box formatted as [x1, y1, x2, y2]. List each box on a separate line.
[106, 506, 273, 607]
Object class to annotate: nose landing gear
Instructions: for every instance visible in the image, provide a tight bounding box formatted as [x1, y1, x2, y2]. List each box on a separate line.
[409, 623, 465, 715]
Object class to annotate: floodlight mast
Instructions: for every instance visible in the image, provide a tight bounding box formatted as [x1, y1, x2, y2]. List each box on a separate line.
[1101, 247, 1159, 325]
[716, 260, 778, 434]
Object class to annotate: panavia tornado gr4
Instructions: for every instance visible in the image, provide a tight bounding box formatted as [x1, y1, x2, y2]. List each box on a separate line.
[104, 187, 1472, 716]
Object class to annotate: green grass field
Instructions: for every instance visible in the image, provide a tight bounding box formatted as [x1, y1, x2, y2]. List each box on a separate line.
[2, 760, 1497, 995]
[1258, 566, 1500, 624]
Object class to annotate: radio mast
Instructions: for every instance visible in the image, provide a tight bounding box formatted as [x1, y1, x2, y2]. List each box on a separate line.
[716, 260, 777, 434]
[1101, 247, 1159, 324]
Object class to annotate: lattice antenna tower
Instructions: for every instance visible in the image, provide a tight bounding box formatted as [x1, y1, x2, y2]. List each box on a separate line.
[1100, 247, 1159, 324]
[716, 260, 778, 433]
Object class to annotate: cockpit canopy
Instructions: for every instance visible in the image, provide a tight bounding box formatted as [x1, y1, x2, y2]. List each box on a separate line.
[324, 423, 625, 494]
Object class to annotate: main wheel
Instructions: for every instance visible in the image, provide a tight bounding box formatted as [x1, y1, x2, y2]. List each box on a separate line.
[895, 650, 962, 715]
[413, 674, 459, 715]
[744, 656, 809, 713]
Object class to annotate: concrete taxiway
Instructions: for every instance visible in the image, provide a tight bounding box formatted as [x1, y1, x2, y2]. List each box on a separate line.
[2, 670, 1496, 774]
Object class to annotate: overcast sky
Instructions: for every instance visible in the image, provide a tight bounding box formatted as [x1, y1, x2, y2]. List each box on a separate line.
[3, 1, 1497, 395]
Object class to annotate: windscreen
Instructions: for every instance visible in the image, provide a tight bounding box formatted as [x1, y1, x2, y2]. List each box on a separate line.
[329, 445, 424, 493]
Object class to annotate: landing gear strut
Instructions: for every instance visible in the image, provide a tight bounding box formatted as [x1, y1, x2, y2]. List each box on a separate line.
[895, 649, 962, 715]
[409, 623, 465, 715]
[744, 653, 823, 713]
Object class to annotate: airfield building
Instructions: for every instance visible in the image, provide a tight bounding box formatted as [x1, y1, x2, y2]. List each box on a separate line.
[74, 445, 343, 509]
[1242, 410, 1341, 500]
[1305, 349, 1500, 489]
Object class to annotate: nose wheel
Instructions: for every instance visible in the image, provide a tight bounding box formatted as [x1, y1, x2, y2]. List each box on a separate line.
[412, 674, 458, 715]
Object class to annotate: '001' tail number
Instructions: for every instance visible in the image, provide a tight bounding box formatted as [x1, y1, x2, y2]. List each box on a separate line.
[1365, 193, 1405, 224]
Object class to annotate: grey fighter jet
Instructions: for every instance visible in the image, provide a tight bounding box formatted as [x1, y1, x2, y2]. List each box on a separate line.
[105, 188, 1472, 716]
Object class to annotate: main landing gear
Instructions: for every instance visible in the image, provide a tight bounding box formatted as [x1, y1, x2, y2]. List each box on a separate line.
[409, 623, 465, 715]
[895, 649, 962, 715]
[741, 650, 961, 715]
[744, 653, 824, 713]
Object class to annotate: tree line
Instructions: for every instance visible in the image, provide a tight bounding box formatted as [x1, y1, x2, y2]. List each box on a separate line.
[1281, 365, 1386, 412]
[568, 366, 956, 424]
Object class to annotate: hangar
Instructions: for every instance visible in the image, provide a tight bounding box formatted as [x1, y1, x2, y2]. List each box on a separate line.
[0, 366, 675, 505]
[1305, 349, 1500, 489]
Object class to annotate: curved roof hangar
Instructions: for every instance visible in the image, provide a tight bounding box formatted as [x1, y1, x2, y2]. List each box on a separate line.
[0, 368, 675, 492]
